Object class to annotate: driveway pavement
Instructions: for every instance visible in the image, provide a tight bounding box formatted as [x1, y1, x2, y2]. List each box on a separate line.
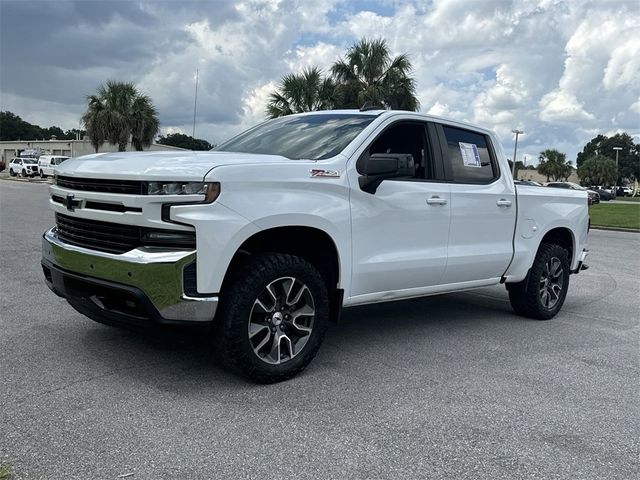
[1, 181, 638, 480]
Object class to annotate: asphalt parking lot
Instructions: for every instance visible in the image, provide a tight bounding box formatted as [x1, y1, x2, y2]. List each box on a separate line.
[1, 180, 638, 480]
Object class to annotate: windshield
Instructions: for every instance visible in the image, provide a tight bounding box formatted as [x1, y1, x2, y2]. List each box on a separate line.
[567, 182, 586, 190]
[54, 157, 69, 165]
[23, 159, 37, 164]
[214, 114, 376, 160]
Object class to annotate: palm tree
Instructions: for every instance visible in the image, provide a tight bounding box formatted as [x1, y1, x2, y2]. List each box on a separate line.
[577, 155, 617, 186]
[538, 149, 573, 181]
[266, 67, 336, 118]
[130, 94, 160, 151]
[81, 80, 160, 152]
[331, 38, 419, 111]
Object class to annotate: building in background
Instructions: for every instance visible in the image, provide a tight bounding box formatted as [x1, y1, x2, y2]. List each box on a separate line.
[0, 138, 185, 165]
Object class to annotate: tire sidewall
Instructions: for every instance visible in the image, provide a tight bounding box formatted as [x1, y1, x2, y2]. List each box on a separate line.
[529, 244, 570, 318]
[219, 255, 329, 381]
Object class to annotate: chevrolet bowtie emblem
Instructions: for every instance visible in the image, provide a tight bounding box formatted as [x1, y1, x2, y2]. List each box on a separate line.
[63, 194, 81, 212]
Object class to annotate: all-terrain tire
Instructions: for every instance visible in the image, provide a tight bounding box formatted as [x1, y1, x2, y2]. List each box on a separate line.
[215, 253, 329, 383]
[508, 243, 570, 320]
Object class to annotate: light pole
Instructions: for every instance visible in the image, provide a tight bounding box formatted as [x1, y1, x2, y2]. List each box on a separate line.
[511, 129, 524, 179]
[613, 146, 622, 198]
[192, 68, 199, 138]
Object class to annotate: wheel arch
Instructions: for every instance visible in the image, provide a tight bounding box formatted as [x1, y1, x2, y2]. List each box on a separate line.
[539, 226, 574, 264]
[220, 225, 343, 323]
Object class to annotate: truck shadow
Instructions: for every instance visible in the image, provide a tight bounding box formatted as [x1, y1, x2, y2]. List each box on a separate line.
[74, 287, 522, 386]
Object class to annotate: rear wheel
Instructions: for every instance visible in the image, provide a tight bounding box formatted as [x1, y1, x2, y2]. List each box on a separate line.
[9, 168, 15, 177]
[215, 253, 329, 383]
[508, 243, 570, 320]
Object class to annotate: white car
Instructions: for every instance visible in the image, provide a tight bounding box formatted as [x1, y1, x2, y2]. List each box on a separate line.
[42, 110, 590, 382]
[8, 157, 39, 177]
[38, 155, 70, 178]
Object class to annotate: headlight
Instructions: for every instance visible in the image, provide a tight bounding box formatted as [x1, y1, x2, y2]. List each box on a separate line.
[147, 181, 206, 195]
[145, 182, 220, 202]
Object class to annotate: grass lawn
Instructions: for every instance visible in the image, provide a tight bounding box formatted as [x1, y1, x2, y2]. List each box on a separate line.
[0, 464, 12, 480]
[617, 196, 640, 202]
[590, 203, 640, 230]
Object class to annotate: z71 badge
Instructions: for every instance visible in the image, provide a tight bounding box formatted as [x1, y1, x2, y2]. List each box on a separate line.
[310, 169, 341, 178]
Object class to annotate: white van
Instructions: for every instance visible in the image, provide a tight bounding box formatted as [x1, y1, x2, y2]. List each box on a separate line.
[38, 155, 70, 178]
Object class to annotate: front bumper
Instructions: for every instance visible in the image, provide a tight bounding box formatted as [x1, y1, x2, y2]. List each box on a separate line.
[42, 228, 217, 325]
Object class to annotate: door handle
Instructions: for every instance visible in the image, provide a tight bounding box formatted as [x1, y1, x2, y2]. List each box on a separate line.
[497, 199, 513, 207]
[427, 196, 448, 205]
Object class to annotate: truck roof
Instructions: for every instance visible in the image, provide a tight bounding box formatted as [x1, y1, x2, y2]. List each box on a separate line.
[290, 109, 495, 136]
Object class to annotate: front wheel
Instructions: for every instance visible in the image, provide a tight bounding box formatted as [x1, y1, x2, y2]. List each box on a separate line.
[215, 253, 329, 383]
[508, 243, 570, 320]
[21, 169, 27, 177]
[40, 170, 45, 178]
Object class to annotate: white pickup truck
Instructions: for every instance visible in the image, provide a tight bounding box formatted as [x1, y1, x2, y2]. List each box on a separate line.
[42, 110, 589, 382]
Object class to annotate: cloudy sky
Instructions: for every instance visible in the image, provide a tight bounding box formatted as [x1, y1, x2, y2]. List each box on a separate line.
[1, 0, 638, 164]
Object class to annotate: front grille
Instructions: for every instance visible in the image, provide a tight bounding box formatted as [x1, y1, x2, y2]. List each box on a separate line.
[56, 176, 143, 194]
[52, 195, 142, 213]
[55, 213, 196, 254]
[56, 213, 141, 253]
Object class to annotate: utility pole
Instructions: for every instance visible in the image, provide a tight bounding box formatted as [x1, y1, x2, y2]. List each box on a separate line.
[511, 129, 524, 179]
[613, 146, 622, 198]
[192, 68, 199, 138]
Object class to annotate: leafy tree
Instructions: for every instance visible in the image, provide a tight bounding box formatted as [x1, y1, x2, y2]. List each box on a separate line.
[0, 111, 84, 144]
[331, 38, 419, 110]
[266, 67, 336, 118]
[81, 80, 160, 152]
[576, 133, 639, 181]
[538, 149, 573, 181]
[1, 111, 40, 140]
[42, 126, 65, 139]
[157, 133, 214, 150]
[0, 111, 86, 140]
[577, 155, 617, 186]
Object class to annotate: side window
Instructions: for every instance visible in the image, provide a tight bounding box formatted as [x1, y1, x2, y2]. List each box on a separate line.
[366, 122, 432, 180]
[441, 125, 497, 183]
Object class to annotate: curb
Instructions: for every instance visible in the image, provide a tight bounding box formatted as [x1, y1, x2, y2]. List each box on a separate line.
[0, 176, 52, 185]
[591, 226, 640, 233]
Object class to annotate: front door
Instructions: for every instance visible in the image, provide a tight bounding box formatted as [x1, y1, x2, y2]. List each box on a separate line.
[348, 120, 451, 298]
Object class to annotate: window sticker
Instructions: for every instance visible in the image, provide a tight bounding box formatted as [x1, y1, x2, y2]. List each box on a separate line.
[459, 142, 481, 168]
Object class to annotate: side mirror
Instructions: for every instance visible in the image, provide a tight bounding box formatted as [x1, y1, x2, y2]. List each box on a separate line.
[357, 153, 415, 194]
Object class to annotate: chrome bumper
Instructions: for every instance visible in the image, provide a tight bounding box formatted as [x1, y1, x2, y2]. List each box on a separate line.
[42, 228, 217, 323]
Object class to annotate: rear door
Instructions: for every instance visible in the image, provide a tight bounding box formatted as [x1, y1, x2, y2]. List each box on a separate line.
[433, 123, 516, 284]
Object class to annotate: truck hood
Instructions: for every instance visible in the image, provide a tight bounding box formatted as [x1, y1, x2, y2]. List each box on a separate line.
[55, 151, 293, 181]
